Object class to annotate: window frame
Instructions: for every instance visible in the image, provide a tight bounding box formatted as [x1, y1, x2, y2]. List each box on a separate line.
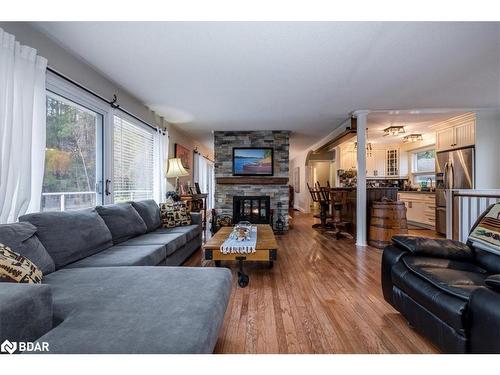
[45, 72, 111, 207]
[411, 147, 436, 175]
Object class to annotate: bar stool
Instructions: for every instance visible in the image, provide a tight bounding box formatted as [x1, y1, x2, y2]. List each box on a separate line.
[307, 183, 331, 228]
[328, 190, 353, 240]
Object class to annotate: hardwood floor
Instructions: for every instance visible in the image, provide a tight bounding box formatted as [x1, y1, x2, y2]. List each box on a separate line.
[184, 212, 439, 354]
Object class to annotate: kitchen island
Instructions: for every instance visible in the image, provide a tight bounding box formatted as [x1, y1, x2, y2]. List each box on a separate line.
[335, 187, 399, 236]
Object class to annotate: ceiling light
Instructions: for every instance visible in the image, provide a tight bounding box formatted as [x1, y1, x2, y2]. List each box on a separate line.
[403, 134, 424, 143]
[383, 126, 405, 136]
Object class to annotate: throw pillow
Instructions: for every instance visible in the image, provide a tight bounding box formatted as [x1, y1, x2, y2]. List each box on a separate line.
[0, 243, 43, 284]
[160, 198, 192, 228]
[469, 203, 500, 255]
[0, 222, 55, 274]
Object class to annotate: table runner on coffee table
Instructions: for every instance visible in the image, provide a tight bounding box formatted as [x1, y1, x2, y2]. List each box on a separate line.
[220, 226, 258, 254]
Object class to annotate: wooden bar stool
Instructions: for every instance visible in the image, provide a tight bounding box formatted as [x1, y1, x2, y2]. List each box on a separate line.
[328, 189, 353, 240]
[307, 183, 331, 229]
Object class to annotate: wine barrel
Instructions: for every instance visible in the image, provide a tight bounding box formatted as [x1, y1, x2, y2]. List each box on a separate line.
[368, 199, 408, 248]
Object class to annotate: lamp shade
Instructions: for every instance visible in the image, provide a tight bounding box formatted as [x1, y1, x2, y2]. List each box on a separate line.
[166, 158, 189, 178]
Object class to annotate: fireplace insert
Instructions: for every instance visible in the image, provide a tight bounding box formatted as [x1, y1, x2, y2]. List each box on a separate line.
[233, 196, 271, 224]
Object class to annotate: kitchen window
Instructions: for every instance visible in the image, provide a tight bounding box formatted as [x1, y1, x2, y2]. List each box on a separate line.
[411, 149, 436, 187]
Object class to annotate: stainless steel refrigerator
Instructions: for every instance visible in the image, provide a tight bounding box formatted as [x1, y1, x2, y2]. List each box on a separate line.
[435, 146, 475, 235]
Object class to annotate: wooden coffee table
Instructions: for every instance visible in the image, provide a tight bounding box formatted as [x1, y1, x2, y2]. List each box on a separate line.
[203, 224, 278, 287]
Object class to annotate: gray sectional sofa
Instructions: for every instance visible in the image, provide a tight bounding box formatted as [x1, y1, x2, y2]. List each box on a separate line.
[0, 200, 232, 354]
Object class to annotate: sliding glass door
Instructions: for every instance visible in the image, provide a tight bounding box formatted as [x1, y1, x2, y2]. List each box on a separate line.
[42, 92, 103, 211]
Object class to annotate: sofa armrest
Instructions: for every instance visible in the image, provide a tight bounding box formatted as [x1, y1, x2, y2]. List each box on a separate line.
[0, 283, 53, 347]
[469, 286, 500, 353]
[381, 245, 409, 306]
[485, 275, 500, 292]
[190, 212, 202, 226]
[391, 236, 474, 260]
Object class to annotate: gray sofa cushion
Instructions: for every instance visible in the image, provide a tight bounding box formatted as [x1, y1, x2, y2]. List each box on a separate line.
[130, 200, 161, 232]
[65, 244, 166, 268]
[39, 266, 232, 353]
[120, 232, 187, 256]
[19, 208, 113, 269]
[154, 225, 202, 242]
[96, 203, 148, 244]
[0, 222, 55, 274]
[0, 283, 53, 346]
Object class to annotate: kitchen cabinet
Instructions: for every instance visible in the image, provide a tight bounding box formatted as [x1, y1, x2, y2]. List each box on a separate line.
[366, 149, 386, 177]
[340, 147, 357, 170]
[398, 192, 435, 227]
[386, 148, 399, 176]
[436, 121, 475, 151]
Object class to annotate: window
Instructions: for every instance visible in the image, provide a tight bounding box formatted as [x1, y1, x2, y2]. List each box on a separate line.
[413, 150, 435, 173]
[113, 115, 155, 202]
[42, 92, 103, 211]
[411, 149, 436, 187]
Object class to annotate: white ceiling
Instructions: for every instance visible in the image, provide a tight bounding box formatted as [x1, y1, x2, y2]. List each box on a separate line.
[366, 111, 466, 145]
[32, 22, 500, 155]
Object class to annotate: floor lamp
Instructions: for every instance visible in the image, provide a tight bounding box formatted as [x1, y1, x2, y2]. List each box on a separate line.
[166, 158, 189, 194]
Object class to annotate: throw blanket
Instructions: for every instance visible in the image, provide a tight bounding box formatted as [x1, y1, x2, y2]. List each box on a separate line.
[469, 203, 500, 255]
[220, 226, 258, 254]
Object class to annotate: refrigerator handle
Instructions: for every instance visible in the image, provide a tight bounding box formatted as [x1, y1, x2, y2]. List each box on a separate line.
[443, 162, 449, 189]
[449, 162, 455, 189]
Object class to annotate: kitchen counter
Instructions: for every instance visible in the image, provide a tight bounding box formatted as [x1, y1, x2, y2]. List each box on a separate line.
[398, 190, 435, 194]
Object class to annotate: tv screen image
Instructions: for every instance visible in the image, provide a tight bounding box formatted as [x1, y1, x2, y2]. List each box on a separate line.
[233, 148, 273, 176]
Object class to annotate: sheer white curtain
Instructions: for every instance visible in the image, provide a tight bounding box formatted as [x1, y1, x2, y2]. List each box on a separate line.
[153, 128, 168, 203]
[194, 153, 214, 209]
[0, 28, 47, 223]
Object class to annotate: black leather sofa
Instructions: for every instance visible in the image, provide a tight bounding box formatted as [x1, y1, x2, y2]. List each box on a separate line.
[382, 208, 500, 353]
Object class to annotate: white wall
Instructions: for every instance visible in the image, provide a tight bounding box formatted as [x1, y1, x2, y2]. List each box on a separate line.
[475, 109, 500, 189]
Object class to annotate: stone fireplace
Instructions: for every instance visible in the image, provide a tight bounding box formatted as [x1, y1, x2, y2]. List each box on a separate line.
[214, 131, 290, 230]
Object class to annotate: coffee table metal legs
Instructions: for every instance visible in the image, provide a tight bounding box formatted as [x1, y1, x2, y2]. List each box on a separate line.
[236, 258, 249, 288]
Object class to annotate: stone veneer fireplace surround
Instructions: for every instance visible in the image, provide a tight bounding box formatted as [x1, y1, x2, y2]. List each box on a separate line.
[214, 131, 290, 230]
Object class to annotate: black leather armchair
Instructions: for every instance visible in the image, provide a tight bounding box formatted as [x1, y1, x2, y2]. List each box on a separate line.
[381, 206, 500, 353]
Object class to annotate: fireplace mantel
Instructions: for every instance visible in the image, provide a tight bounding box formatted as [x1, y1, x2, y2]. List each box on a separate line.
[216, 177, 289, 185]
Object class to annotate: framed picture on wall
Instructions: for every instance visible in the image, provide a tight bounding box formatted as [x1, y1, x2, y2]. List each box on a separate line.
[232, 147, 274, 176]
[294, 166, 300, 193]
[175, 143, 191, 170]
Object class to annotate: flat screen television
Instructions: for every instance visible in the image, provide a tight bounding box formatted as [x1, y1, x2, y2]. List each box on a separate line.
[232, 147, 274, 176]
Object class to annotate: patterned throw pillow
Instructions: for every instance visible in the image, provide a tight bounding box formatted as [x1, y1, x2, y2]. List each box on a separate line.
[0, 243, 43, 284]
[159, 198, 192, 228]
[469, 203, 500, 254]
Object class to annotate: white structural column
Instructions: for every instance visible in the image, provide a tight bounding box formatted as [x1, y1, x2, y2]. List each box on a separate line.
[353, 110, 369, 246]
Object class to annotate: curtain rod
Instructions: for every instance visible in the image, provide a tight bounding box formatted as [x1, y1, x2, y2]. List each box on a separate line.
[46, 66, 164, 134]
[193, 149, 214, 163]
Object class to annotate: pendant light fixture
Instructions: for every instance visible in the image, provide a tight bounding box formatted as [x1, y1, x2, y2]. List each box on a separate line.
[383, 125, 406, 136]
[403, 133, 424, 143]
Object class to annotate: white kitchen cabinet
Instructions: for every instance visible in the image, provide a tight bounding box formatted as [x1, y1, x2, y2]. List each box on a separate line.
[366, 149, 386, 177]
[436, 127, 455, 151]
[436, 121, 475, 151]
[340, 148, 357, 170]
[454, 122, 475, 148]
[398, 192, 435, 227]
[386, 148, 399, 176]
